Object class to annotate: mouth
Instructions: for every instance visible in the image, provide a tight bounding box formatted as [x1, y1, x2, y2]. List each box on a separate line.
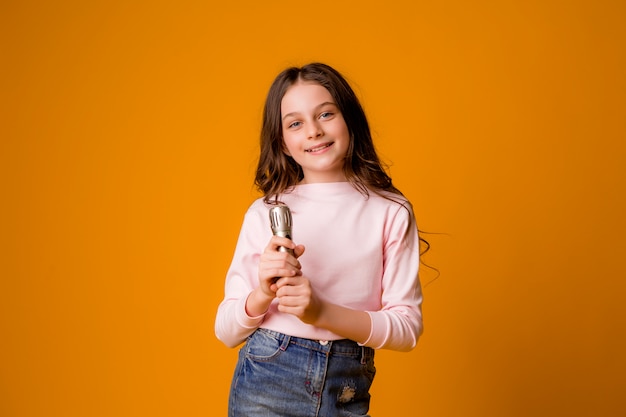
[305, 142, 333, 153]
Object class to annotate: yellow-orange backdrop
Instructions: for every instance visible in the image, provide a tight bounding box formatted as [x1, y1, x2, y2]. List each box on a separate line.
[2, 0, 625, 416]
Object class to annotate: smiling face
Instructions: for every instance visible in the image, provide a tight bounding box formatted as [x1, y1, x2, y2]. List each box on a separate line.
[280, 81, 350, 184]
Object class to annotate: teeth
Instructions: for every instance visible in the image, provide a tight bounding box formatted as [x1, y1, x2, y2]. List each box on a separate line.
[306, 143, 332, 152]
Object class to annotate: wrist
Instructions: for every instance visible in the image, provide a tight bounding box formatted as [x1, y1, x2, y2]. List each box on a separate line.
[311, 299, 330, 328]
[313, 303, 371, 344]
[246, 287, 274, 317]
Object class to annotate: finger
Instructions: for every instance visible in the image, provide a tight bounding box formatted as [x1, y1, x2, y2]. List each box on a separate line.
[260, 252, 301, 272]
[276, 298, 309, 318]
[265, 236, 297, 254]
[274, 276, 304, 289]
[259, 267, 299, 283]
[293, 244, 306, 258]
[276, 304, 301, 316]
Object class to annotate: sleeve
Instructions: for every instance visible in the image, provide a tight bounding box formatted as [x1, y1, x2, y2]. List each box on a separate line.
[362, 201, 424, 351]
[214, 205, 269, 348]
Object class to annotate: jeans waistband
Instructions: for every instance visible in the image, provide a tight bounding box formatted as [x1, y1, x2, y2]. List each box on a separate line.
[256, 328, 374, 359]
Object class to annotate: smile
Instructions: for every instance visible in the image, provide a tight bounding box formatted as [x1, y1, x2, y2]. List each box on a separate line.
[305, 142, 333, 153]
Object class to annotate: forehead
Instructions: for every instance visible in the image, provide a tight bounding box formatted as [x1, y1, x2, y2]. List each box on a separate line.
[281, 81, 334, 114]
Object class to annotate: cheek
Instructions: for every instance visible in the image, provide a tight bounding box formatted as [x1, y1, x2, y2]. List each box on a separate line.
[332, 118, 350, 138]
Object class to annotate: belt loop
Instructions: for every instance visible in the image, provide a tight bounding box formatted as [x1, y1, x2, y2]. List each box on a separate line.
[279, 334, 291, 351]
[360, 346, 366, 365]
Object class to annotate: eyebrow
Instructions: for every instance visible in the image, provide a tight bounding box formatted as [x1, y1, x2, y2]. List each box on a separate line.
[282, 101, 337, 121]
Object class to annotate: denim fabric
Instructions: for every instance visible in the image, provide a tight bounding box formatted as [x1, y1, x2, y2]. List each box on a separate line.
[229, 328, 376, 417]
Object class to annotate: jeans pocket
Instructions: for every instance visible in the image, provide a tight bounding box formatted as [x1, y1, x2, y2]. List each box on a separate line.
[363, 355, 377, 381]
[244, 329, 287, 361]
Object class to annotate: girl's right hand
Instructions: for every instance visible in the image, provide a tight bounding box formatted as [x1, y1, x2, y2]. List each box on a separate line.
[245, 236, 305, 318]
[258, 236, 304, 297]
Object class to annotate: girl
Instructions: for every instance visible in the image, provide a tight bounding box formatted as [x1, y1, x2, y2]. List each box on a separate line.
[215, 63, 424, 417]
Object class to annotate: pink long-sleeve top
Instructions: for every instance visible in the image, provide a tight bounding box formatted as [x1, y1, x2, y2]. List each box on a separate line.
[215, 182, 423, 351]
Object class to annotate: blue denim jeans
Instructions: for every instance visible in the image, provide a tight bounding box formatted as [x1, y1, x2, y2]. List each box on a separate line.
[229, 328, 376, 417]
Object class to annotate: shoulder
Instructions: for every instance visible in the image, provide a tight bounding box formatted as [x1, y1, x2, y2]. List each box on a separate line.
[233, 198, 273, 244]
[238, 197, 271, 227]
[246, 197, 269, 212]
[369, 189, 413, 212]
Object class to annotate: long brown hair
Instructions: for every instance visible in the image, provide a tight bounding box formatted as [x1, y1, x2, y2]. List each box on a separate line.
[255, 62, 401, 200]
[254, 63, 431, 259]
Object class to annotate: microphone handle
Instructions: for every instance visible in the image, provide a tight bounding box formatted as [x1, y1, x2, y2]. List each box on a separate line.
[274, 230, 294, 255]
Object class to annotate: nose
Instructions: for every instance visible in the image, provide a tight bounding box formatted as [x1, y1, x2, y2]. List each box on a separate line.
[307, 120, 323, 139]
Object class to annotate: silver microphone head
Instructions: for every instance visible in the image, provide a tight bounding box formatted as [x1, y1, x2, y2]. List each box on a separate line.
[269, 205, 293, 254]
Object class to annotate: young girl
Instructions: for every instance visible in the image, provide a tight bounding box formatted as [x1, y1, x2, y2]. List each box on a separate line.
[215, 63, 424, 417]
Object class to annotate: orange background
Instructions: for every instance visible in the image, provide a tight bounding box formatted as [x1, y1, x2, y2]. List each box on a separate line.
[2, 0, 625, 416]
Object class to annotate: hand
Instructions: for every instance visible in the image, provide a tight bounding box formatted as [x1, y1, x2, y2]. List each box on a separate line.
[245, 237, 305, 318]
[275, 275, 322, 325]
[257, 236, 305, 298]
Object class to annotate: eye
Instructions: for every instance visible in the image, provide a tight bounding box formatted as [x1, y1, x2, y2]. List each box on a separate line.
[319, 112, 334, 119]
[287, 121, 302, 129]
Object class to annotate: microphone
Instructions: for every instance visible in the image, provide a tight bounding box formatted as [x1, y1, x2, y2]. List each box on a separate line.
[269, 205, 294, 255]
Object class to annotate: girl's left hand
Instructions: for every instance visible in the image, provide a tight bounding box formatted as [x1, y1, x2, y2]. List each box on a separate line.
[274, 276, 322, 325]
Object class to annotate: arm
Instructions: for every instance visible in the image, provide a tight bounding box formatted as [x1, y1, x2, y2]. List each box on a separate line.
[214, 208, 269, 348]
[365, 202, 423, 351]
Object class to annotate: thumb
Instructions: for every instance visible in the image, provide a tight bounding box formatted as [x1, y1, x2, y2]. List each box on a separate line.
[294, 244, 305, 259]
